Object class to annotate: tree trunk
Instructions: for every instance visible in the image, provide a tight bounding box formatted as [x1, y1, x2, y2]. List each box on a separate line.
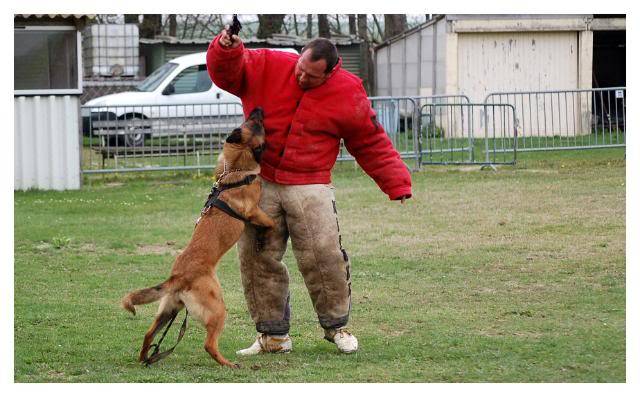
[124, 14, 139, 24]
[357, 15, 374, 95]
[169, 14, 177, 36]
[140, 14, 162, 39]
[318, 14, 330, 38]
[306, 14, 313, 38]
[257, 14, 285, 39]
[384, 14, 407, 40]
[349, 15, 357, 36]
[335, 15, 341, 35]
[357, 14, 367, 40]
[293, 15, 299, 36]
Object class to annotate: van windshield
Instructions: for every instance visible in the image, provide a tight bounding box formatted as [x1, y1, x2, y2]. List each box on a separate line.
[136, 62, 178, 92]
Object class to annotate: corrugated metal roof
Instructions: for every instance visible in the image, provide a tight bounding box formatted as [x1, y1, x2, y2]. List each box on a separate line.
[16, 14, 95, 20]
[140, 34, 362, 47]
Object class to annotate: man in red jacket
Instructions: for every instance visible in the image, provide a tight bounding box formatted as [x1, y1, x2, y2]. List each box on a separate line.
[207, 27, 412, 355]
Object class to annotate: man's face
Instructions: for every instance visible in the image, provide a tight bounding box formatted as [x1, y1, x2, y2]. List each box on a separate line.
[294, 50, 329, 90]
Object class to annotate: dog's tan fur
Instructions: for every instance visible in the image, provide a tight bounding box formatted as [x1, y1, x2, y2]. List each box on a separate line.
[121, 108, 274, 368]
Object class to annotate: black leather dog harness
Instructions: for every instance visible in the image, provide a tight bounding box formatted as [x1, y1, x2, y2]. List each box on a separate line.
[196, 174, 258, 225]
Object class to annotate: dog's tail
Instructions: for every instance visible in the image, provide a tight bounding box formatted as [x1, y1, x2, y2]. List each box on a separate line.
[121, 277, 177, 315]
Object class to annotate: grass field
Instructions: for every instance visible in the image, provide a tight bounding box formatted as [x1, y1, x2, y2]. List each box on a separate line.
[14, 148, 625, 382]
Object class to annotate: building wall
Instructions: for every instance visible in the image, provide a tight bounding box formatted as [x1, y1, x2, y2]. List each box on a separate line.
[14, 96, 81, 190]
[375, 15, 596, 100]
[373, 15, 606, 138]
[376, 17, 448, 97]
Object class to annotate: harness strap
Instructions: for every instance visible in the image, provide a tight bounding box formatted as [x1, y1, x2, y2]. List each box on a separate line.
[210, 197, 248, 222]
[143, 310, 189, 366]
[217, 174, 257, 190]
[197, 174, 258, 224]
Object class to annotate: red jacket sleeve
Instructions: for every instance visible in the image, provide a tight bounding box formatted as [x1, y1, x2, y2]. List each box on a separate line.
[341, 87, 413, 201]
[206, 34, 247, 97]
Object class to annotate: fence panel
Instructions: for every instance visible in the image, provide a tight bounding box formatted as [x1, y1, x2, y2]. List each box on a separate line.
[81, 102, 244, 173]
[337, 96, 420, 170]
[484, 87, 626, 151]
[81, 96, 521, 175]
[419, 103, 517, 165]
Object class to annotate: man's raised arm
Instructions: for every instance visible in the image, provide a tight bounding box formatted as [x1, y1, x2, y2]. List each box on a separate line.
[206, 25, 247, 97]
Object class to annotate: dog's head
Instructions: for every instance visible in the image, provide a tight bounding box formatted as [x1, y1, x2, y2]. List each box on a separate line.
[224, 107, 266, 163]
[222, 107, 266, 169]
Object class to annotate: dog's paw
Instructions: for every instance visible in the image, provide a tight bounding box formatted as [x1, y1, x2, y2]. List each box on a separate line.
[227, 362, 241, 369]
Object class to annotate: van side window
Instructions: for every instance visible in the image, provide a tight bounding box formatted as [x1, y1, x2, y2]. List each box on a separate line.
[170, 64, 212, 94]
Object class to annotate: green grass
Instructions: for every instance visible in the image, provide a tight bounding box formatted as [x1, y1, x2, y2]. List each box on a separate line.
[14, 148, 625, 382]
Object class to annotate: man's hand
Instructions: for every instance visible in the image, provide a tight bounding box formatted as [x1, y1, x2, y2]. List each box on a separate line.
[219, 25, 242, 49]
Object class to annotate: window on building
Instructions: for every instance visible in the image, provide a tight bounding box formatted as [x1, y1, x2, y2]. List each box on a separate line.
[14, 27, 80, 94]
[169, 65, 212, 95]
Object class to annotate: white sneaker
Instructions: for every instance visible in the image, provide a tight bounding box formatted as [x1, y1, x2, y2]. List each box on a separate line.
[236, 333, 292, 356]
[324, 327, 358, 353]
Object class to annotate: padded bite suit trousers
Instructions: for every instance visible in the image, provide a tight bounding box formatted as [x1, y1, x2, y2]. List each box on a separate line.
[237, 179, 352, 335]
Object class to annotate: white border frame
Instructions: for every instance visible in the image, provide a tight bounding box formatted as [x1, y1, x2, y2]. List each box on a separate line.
[13, 25, 83, 96]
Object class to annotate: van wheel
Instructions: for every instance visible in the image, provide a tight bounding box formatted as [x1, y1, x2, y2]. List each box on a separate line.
[121, 115, 149, 147]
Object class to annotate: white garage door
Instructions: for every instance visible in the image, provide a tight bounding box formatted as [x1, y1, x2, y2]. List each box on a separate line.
[458, 31, 578, 102]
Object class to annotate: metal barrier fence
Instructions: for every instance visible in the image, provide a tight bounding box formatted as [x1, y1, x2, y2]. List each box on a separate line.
[419, 103, 518, 165]
[80, 88, 625, 174]
[81, 102, 243, 173]
[484, 87, 626, 151]
[337, 96, 420, 169]
[81, 95, 517, 175]
[336, 95, 472, 170]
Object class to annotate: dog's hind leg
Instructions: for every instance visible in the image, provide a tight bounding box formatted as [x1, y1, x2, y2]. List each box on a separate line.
[203, 304, 238, 369]
[138, 295, 183, 362]
[182, 282, 238, 368]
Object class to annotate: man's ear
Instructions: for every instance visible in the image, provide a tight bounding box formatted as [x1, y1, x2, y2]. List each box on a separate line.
[226, 128, 243, 143]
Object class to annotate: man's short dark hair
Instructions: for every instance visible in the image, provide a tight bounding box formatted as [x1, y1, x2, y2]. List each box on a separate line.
[301, 38, 338, 74]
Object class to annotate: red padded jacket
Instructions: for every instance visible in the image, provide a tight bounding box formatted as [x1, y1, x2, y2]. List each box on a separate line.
[206, 34, 412, 200]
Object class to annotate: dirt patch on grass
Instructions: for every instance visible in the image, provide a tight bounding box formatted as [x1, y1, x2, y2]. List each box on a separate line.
[478, 329, 543, 339]
[79, 243, 97, 252]
[34, 242, 52, 251]
[136, 242, 182, 256]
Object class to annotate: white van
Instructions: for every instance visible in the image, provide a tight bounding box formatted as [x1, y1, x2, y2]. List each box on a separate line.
[82, 48, 298, 146]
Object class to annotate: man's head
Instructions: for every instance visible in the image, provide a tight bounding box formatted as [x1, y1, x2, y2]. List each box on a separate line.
[295, 38, 338, 90]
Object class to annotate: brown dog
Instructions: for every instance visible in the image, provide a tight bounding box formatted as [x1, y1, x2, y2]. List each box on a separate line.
[121, 107, 274, 368]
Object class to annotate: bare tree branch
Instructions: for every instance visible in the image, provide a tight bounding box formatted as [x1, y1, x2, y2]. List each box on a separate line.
[372, 14, 383, 42]
[181, 14, 189, 39]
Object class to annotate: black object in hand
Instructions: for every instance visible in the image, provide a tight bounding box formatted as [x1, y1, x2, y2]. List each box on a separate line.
[229, 14, 242, 37]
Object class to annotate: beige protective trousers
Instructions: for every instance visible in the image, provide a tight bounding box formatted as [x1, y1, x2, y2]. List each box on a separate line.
[237, 179, 352, 335]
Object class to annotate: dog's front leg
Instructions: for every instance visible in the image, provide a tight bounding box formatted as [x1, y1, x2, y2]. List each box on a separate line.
[247, 207, 276, 228]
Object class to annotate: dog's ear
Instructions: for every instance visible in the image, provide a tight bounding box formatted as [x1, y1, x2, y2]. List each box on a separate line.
[226, 128, 243, 144]
[248, 107, 264, 122]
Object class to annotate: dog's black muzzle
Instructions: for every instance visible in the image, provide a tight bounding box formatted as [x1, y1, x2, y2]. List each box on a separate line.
[252, 143, 266, 163]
